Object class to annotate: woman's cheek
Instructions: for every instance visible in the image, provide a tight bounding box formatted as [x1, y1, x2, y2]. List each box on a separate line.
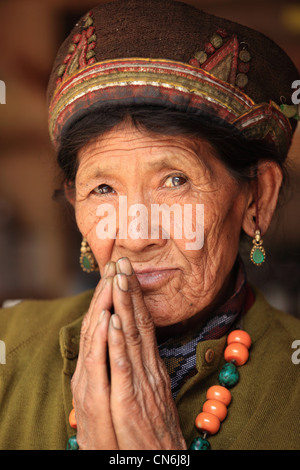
[75, 200, 98, 237]
[75, 200, 115, 273]
[90, 237, 114, 274]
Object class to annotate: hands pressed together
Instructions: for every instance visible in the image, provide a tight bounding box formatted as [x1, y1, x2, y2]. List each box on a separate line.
[71, 257, 187, 450]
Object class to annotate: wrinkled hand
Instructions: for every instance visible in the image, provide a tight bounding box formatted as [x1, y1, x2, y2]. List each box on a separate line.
[71, 257, 186, 450]
[71, 261, 118, 449]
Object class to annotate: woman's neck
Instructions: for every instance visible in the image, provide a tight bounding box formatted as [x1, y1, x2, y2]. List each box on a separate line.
[156, 262, 238, 344]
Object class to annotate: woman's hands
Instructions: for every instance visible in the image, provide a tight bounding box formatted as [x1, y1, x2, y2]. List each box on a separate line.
[71, 257, 186, 450]
[70, 261, 118, 449]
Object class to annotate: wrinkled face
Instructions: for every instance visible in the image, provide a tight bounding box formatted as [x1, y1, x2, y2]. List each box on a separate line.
[74, 120, 250, 330]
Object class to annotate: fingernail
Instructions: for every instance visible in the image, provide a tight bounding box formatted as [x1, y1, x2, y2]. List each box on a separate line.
[115, 273, 128, 291]
[111, 314, 121, 329]
[116, 257, 133, 275]
[104, 261, 116, 277]
[98, 309, 106, 323]
[103, 262, 110, 276]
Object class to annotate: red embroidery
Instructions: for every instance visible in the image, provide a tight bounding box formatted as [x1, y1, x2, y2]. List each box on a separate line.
[86, 26, 95, 39]
[201, 35, 239, 85]
[216, 28, 228, 38]
[189, 58, 200, 67]
[56, 11, 96, 84]
[205, 42, 215, 55]
[190, 30, 251, 90]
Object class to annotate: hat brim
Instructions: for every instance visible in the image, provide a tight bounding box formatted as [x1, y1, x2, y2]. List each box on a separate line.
[49, 58, 292, 156]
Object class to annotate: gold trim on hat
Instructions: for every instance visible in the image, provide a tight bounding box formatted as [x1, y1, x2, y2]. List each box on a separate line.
[48, 58, 292, 156]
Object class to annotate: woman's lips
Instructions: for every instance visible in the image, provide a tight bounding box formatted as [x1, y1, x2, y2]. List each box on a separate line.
[134, 267, 179, 289]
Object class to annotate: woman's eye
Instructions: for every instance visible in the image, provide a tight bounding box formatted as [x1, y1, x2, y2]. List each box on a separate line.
[164, 175, 187, 188]
[93, 184, 115, 194]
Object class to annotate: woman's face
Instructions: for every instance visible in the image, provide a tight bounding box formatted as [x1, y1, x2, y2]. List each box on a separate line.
[74, 120, 251, 330]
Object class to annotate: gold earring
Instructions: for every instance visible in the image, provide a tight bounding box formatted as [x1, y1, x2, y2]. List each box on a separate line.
[250, 229, 266, 266]
[79, 238, 98, 273]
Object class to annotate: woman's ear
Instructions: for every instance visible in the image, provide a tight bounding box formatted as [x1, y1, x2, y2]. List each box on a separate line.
[242, 161, 283, 237]
[64, 181, 76, 207]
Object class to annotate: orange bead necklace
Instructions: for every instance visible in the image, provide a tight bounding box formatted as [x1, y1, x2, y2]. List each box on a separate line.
[66, 328, 251, 450]
[66, 398, 78, 450]
[190, 329, 252, 450]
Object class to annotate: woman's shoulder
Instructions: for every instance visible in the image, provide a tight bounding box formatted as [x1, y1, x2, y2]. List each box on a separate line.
[1, 289, 94, 322]
[0, 290, 94, 355]
[245, 285, 300, 366]
[249, 285, 300, 334]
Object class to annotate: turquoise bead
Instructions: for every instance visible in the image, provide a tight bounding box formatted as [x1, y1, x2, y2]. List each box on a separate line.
[252, 248, 264, 265]
[190, 437, 211, 450]
[82, 255, 92, 270]
[218, 362, 239, 388]
[66, 435, 79, 450]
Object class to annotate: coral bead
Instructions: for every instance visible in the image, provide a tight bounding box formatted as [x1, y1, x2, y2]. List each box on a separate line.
[224, 342, 249, 366]
[203, 399, 228, 422]
[69, 408, 77, 429]
[227, 330, 251, 349]
[195, 412, 221, 435]
[206, 385, 232, 406]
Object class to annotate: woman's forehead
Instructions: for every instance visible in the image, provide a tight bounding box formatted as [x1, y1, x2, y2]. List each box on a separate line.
[78, 121, 213, 163]
[76, 124, 215, 179]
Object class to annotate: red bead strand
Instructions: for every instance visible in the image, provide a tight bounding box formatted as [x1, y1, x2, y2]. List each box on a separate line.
[194, 329, 251, 440]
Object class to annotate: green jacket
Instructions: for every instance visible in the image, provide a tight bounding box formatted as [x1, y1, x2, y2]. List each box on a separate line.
[0, 286, 299, 450]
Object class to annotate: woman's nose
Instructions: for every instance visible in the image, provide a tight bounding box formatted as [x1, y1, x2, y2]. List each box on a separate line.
[115, 194, 169, 253]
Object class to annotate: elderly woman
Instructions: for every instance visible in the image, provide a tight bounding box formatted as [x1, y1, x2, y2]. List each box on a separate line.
[0, 0, 299, 451]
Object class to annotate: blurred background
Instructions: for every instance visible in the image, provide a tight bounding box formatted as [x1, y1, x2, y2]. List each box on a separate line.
[0, 0, 299, 317]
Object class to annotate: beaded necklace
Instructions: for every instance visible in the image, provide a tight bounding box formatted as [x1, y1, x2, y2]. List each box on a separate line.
[66, 328, 251, 451]
[67, 397, 78, 450]
[190, 329, 251, 450]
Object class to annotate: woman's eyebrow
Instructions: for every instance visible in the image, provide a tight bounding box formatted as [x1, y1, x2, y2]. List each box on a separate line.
[148, 153, 209, 174]
[80, 161, 174, 181]
[76, 167, 116, 183]
[147, 158, 179, 170]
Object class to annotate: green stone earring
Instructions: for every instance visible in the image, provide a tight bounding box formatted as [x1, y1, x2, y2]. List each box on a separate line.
[79, 238, 98, 273]
[250, 229, 266, 266]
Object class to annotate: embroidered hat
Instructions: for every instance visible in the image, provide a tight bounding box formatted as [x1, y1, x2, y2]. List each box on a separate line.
[47, 0, 299, 158]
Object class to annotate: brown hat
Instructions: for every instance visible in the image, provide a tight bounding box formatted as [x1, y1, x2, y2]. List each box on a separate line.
[47, 0, 299, 158]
